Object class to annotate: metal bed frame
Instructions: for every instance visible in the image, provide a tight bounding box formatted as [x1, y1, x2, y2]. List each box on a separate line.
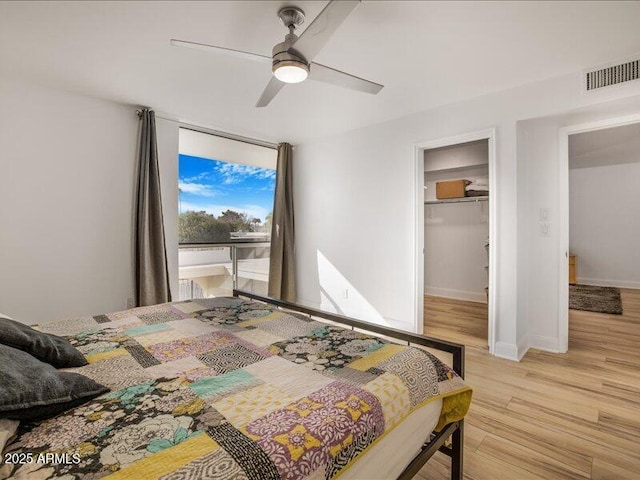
[233, 289, 466, 480]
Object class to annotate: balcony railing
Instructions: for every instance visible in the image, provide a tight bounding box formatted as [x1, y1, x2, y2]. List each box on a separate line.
[178, 242, 270, 301]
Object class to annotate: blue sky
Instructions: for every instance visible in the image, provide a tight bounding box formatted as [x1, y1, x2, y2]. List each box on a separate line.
[178, 154, 275, 222]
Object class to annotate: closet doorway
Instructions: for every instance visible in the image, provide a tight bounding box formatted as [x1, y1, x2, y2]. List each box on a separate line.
[414, 130, 496, 353]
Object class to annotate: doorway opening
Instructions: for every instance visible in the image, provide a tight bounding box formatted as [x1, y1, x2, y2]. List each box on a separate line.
[414, 129, 496, 353]
[559, 115, 640, 352]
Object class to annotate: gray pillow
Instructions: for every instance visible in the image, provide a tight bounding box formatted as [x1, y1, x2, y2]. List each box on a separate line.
[0, 344, 109, 420]
[0, 316, 87, 368]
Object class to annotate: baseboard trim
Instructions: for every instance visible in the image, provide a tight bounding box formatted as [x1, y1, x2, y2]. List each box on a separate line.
[576, 277, 640, 290]
[527, 334, 561, 353]
[492, 335, 563, 361]
[494, 341, 520, 361]
[425, 287, 487, 304]
[517, 336, 530, 360]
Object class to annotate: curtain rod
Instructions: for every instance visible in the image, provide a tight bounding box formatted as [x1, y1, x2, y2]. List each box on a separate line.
[135, 108, 278, 150]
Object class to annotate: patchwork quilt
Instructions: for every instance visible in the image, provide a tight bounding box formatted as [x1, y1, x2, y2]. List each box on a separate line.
[1, 297, 471, 480]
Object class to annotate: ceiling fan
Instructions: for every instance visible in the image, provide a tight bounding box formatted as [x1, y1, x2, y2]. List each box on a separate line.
[170, 0, 383, 107]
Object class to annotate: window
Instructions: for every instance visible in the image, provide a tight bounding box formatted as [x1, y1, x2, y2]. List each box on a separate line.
[178, 154, 275, 243]
[177, 128, 277, 300]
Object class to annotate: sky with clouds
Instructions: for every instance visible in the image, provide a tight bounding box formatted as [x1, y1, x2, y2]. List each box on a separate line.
[178, 154, 275, 222]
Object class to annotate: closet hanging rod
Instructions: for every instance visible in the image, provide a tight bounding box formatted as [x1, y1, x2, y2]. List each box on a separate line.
[425, 196, 489, 205]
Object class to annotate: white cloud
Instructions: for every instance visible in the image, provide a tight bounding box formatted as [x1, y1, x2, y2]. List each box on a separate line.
[180, 201, 271, 222]
[216, 163, 276, 185]
[182, 172, 211, 182]
[178, 181, 219, 197]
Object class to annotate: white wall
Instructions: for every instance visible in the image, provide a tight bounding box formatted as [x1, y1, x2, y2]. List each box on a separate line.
[294, 68, 640, 360]
[3, 64, 640, 357]
[424, 140, 488, 173]
[179, 129, 276, 170]
[156, 118, 180, 300]
[0, 77, 138, 323]
[425, 201, 489, 302]
[569, 160, 640, 289]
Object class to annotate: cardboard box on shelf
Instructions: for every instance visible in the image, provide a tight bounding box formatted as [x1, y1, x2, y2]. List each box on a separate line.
[435, 179, 471, 199]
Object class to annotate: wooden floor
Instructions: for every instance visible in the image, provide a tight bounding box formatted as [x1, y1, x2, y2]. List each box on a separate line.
[417, 291, 640, 480]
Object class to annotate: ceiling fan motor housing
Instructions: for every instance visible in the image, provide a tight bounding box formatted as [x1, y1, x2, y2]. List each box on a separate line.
[272, 35, 309, 72]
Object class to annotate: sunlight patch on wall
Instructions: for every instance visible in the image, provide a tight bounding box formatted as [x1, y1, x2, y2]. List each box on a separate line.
[317, 250, 388, 325]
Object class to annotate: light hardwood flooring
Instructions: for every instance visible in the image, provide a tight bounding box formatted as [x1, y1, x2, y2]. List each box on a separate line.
[417, 291, 640, 480]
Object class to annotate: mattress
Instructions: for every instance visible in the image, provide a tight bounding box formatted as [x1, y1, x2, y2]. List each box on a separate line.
[342, 398, 443, 479]
[2, 297, 470, 480]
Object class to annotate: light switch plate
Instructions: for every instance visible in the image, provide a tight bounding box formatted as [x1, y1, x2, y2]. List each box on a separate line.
[540, 222, 550, 236]
[540, 208, 549, 221]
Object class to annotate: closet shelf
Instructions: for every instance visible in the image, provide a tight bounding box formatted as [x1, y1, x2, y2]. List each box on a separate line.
[425, 196, 489, 205]
[424, 163, 488, 174]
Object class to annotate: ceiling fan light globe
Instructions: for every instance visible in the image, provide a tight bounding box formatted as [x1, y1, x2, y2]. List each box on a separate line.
[273, 62, 309, 83]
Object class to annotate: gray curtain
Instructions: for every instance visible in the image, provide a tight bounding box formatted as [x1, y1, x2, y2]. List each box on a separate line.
[135, 109, 172, 306]
[268, 143, 296, 302]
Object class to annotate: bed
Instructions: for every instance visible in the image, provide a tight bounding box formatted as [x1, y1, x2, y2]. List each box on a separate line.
[1, 290, 471, 480]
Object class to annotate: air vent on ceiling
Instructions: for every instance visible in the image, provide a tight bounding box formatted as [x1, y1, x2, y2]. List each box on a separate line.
[585, 59, 639, 91]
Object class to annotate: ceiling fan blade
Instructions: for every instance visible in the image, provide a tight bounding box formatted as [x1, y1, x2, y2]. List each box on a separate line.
[256, 77, 286, 107]
[289, 0, 360, 62]
[309, 62, 383, 94]
[170, 39, 271, 64]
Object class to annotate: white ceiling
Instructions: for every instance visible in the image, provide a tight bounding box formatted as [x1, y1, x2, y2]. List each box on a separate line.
[2, 1, 640, 143]
[569, 122, 640, 169]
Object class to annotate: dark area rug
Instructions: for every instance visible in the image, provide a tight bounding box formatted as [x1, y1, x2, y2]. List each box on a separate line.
[569, 284, 623, 314]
